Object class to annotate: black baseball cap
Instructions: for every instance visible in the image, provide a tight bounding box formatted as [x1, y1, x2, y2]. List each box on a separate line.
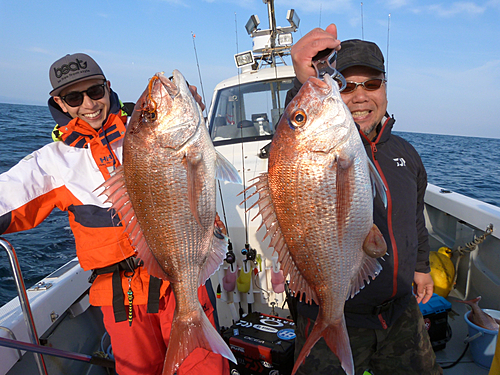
[337, 39, 385, 74]
[49, 53, 106, 96]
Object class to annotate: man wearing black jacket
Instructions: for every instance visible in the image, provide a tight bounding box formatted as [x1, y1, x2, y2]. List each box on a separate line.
[285, 24, 442, 375]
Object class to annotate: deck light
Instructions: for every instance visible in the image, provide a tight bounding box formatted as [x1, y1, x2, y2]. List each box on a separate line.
[234, 51, 255, 68]
[278, 32, 293, 46]
[245, 15, 260, 35]
[286, 9, 300, 31]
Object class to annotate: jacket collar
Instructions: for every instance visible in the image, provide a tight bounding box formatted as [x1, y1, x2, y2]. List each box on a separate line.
[359, 113, 395, 146]
[47, 89, 125, 148]
[57, 111, 127, 149]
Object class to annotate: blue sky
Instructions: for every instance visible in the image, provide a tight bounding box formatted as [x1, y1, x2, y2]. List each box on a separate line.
[1, 0, 499, 138]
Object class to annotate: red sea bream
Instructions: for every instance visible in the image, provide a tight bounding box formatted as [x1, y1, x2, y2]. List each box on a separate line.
[246, 72, 387, 375]
[99, 70, 240, 374]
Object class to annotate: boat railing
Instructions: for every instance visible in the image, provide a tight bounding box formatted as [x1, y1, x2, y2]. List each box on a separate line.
[0, 238, 48, 375]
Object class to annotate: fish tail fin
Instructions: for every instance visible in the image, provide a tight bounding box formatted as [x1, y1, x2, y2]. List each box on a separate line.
[162, 309, 236, 375]
[458, 296, 481, 307]
[292, 317, 354, 375]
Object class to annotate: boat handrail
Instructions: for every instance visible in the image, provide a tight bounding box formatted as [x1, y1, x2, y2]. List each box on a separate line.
[0, 238, 48, 375]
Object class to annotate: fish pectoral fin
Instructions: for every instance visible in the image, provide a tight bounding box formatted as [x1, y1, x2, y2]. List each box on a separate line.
[362, 224, 387, 258]
[199, 225, 229, 286]
[347, 255, 382, 300]
[368, 158, 387, 208]
[336, 152, 354, 170]
[184, 153, 204, 227]
[215, 150, 242, 184]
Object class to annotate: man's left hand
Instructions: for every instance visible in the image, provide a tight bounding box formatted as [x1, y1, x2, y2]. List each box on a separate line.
[413, 272, 434, 304]
[189, 85, 205, 112]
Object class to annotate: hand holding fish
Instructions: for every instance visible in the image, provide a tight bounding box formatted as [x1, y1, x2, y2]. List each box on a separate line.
[413, 271, 434, 304]
[215, 213, 226, 235]
[189, 84, 205, 111]
[291, 23, 341, 84]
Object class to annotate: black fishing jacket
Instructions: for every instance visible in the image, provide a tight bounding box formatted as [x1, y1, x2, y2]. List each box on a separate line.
[285, 79, 431, 330]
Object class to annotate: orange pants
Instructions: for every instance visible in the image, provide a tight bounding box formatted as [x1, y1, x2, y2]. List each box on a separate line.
[101, 285, 229, 375]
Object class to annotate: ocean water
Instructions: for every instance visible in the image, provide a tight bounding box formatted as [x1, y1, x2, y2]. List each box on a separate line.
[0, 102, 499, 306]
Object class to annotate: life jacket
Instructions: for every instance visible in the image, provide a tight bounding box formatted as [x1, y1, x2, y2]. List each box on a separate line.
[0, 93, 169, 322]
[54, 105, 167, 322]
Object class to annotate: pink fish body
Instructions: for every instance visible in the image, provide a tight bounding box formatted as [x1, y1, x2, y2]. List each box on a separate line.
[247, 73, 387, 375]
[99, 70, 240, 374]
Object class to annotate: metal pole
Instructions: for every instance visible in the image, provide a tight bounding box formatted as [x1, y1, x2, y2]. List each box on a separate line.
[0, 336, 115, 368]
[0, 238, 48, 375]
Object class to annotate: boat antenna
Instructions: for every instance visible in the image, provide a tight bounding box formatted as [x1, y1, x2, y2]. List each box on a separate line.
[191, 31, 208, 117]
[266, 0, 278, 67]
[361, 2, 364, 40]
[319, 3, 322, 27]
[235, 12, 239, 59]
[386, 14, 391, 84]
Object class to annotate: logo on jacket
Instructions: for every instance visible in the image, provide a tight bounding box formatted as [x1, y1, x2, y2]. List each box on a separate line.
[393, 157, 406, 167]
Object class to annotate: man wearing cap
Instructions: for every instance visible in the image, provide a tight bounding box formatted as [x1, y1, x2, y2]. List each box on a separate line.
[0, 53, 229, 375]
[285, 25, 441, 374]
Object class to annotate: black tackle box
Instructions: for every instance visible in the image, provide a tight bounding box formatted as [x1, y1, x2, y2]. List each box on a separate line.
[222, 312, 296, 375]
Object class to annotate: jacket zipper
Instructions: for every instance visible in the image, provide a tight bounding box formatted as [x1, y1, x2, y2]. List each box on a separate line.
[365, 118, 400, 302]
[378, 314, 388, 329]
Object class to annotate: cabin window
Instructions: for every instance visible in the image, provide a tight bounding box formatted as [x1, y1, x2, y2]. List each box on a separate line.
[209, 78, 294, 142]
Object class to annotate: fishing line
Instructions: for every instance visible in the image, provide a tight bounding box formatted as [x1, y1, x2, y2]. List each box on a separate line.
[191, 31, 208, 118]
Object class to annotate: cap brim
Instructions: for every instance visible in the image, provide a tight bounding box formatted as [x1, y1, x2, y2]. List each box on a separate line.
[338, 62, 385, 74]
[50, 74, 106, 96]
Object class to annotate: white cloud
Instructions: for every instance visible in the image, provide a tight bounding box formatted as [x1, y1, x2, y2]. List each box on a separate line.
[275, 0, 354, 14]
[27, 47, 51, 55]
[381, 0, 413, 8]
[427, 2, 486, 17]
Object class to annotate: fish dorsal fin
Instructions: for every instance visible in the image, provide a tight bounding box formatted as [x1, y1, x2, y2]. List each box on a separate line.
[96, 166, 171, 281]
[199, 225, 229, 286]
[244, 173, 318, 304]
[368, 158, 387, 208]
[215, 150, 242, 184]
[347, 254, 382, 300]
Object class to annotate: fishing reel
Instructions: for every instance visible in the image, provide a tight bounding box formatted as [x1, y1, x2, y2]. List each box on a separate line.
[241, 244, 256, 262]
[225, 240, 236, 264]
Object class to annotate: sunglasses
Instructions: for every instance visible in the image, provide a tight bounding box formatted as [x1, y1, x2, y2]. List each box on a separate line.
[336, 78, 386, 94]
[60, 83, 107, 107]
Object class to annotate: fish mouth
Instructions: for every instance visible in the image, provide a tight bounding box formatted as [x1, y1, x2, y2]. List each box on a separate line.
[146, 70, 191, 106]
[309, 73, 351, 153]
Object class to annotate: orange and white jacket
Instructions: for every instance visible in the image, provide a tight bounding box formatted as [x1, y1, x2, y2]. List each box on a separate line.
[0, 100, 169, 306]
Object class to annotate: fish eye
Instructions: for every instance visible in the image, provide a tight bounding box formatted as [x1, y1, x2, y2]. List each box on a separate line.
[291, 109, 307, 128]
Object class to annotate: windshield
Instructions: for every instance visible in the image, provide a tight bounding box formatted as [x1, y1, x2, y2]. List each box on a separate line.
[209, 78, 294, 144]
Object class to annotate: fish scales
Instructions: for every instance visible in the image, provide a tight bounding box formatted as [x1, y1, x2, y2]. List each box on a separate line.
[246, 73, 386, 375]
[124, 129, 216, 280]
[98, 70, 239, 375]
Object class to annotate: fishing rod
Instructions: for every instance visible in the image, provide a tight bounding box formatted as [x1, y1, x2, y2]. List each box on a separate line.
[0, 336, 115, 368]
[234, 11, 250, 248]
[361, 2, 364, 40]
[386, 14, 391, 84]
[191, 31, 208, 118]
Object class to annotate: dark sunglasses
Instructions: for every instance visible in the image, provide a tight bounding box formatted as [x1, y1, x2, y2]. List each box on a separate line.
[60, 83, 107, 107]
[336, 78, 386, 94]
